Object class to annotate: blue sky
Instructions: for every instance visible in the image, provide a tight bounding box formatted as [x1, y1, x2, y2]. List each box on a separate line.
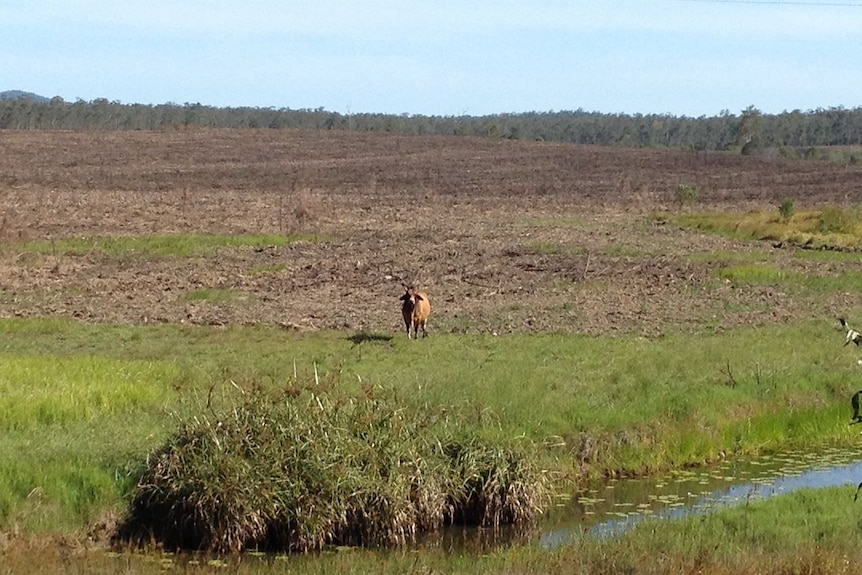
[2, 1, 861, 117]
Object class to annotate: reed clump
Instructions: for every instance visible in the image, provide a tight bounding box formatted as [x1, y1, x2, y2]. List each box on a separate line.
[115, 381, 550, 553]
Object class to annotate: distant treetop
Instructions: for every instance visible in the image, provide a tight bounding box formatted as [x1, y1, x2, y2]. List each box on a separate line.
[1, 95, 861, 152]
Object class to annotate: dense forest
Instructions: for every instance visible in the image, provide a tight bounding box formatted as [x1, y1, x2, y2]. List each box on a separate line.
[2, 92, 862, 153]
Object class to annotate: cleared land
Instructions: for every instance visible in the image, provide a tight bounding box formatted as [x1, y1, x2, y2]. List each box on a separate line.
[1, 129, 861, 336]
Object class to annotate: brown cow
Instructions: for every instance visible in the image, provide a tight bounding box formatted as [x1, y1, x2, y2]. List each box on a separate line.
[399, 285, 431, 339]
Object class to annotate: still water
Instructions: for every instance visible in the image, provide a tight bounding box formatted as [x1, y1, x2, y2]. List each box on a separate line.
[411, 444, 862, 553]
[539, 444, 862, 548]
[82, 445, 862, 570]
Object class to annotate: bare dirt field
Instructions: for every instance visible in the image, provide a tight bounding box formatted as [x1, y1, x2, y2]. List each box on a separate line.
[1, 128, 860, 337]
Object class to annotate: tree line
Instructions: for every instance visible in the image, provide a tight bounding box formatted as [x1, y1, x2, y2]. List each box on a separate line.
[2, 96, 862, 152]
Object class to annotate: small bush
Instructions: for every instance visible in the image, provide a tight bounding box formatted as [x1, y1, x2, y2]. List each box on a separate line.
[675, 184, 699, 209]
[817, 207, 856, 234]
[778, 198, 795, 222]
[777, 146, 799, 159]
[115, 383, 550, 553]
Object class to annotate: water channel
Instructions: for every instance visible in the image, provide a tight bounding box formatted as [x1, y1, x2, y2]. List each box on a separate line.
[539, 444, 862, 548]
[405, 444, 862, 554]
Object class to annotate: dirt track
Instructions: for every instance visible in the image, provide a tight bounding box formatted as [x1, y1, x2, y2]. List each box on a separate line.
[1, 129, 861, 336]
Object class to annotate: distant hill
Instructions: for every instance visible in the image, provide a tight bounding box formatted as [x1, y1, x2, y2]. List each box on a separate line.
[0, 90, 50, 103]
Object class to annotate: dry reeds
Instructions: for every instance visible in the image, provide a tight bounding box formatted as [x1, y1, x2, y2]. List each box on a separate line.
[115, 382, 550, 553]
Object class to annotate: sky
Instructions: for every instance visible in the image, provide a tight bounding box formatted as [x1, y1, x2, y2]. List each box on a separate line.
[2, 0, 861, 118]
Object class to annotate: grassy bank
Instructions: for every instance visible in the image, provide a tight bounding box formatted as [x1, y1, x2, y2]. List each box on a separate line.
[4, 485, 862, 574]
[563, 484, 862, 575]
[0, 313, 861, 540]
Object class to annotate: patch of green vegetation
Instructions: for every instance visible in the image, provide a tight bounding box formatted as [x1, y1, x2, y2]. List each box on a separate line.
[686, 250, 768, 264]
[548, 301, 578, 314]
[599, 245, 653, 258]
[716, 264, 862, 293]
[676, 207, 862, 250]
[817, 206, 858, 234]
[181, 288, 255, 304]
[515, 242, 582, 256]
[525, 242, 561, 255]
[0, 354, 177, 531]
[550, 278, 575, 291]
[721, 299, 775, 315]
[4, 233, 322, 259]
[793, 248, 862, 263]
[778, 197, 795, 222]
[803, 271, 862, 293]
[0, 355, 174, 431]
[674, 184, 699, 208]
[716, 264, 789, 286]
[524, 217, 587, 229]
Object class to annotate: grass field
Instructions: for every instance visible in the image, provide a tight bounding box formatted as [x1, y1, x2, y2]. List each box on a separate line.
[1, 312, 860, 536]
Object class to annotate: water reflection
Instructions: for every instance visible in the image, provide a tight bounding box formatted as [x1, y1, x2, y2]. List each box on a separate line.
[540, 445, 862, 548]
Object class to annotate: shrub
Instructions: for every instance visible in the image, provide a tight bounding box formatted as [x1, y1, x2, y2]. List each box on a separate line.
[778, 198, 795, 222]
[675, 184, 699, 209]
[817, 207, 856, 234]
[115, 382, 550, 553]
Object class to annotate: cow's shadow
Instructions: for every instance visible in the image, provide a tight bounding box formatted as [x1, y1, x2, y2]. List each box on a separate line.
[347, 331, 395, 345]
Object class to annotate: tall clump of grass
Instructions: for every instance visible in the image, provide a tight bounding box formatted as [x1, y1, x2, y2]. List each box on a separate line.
[443, 435, 546, 528]
[115, 380, 550, 553]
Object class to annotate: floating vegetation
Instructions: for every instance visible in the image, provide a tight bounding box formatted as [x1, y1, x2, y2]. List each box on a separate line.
[555, 445, 862, 545]
[115, 382, 551, 553]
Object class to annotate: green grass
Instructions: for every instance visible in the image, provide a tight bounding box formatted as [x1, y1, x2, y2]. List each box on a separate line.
[599, 245, 653, 257]
[519, 242, 582, 256]
[685, 250, 769, 265]
[567, 485, 862, 574]
[0, 355, 175, 431]
[794, 248, 862, 263]
[715, 264, 791, 286]
[0, 354, 177, 531]
[676, 207, 862, 250]
[0, 320, 858, 516]
[0, 314, 861, 551]
[2, 233, 323, 259]
[716, 264, 862, 293]
[181, 288, 256, 304]
[524, 217, 588, 229]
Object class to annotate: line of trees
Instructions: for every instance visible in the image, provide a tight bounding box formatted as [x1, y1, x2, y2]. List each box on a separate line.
[2, 96, 862, 152]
